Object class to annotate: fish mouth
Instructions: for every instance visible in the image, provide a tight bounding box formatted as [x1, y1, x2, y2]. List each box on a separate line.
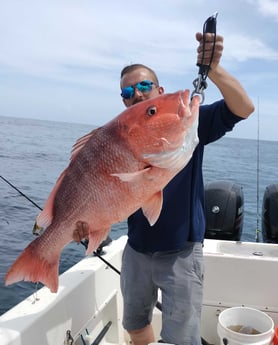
[177, 90, 199, 168]
[175, 89, 190, 120]
[178, 91, 187, 118]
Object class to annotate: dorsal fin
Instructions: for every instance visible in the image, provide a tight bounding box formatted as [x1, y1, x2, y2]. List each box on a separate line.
[71, 127, 102, 161]
[36, 127, 102, 230]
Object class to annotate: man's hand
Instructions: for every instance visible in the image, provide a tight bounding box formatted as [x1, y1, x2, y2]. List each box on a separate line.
[196, 32, 223, 70]
[73, 221, 89, 242]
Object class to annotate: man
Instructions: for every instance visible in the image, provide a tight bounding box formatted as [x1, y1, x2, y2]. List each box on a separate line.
[75, 32, 254, 345]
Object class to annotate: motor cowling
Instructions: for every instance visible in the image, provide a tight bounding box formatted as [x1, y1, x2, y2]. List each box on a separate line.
[204, 181, 244, 241]
[262, 184, 278, 243]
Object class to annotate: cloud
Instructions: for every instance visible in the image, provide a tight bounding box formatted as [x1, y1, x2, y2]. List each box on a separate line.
[255, 0, 278, 20]
[0, 1, 197, 87]
[0, 0, 278, 140]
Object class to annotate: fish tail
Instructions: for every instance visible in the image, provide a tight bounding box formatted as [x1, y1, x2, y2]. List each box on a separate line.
[5, 240, 59, 293]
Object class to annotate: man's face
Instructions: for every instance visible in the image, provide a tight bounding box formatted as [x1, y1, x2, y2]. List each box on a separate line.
[120, 67, 164, 108]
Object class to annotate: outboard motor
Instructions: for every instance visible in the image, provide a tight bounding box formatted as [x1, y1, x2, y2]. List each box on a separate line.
[262, 184, 278, 243]
[204, 181, 244, 241]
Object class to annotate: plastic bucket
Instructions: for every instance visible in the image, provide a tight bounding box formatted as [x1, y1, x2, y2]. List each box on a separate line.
[217, 307, 274, 345]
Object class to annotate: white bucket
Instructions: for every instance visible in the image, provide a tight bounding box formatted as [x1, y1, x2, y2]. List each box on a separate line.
[217, 307, 274, 345]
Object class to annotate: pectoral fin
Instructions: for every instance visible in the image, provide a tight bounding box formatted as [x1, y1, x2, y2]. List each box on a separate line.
[111, 167, 151, 182]
[141, 191, 163, 226]
[86, 228, 111, 255]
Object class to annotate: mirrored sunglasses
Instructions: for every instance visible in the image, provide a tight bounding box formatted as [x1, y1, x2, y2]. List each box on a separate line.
[121, 80, 156, 99]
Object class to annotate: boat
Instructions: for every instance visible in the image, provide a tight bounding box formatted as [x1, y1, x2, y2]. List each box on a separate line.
[0, 181, 278, 345]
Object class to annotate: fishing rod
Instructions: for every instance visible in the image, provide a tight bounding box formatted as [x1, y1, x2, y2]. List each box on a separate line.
[0, 175, 42, 210]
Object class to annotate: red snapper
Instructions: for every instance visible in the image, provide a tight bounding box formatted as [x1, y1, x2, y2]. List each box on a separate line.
[5, 89, 199, 292]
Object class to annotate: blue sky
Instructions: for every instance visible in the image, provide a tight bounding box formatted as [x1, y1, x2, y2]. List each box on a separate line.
[0, 0, 277, 140]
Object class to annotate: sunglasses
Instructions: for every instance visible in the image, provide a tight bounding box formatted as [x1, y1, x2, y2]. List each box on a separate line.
[121, 80, 156, 99]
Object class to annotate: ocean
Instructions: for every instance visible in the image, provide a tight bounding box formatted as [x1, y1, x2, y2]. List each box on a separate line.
[0, 115, 277, 316]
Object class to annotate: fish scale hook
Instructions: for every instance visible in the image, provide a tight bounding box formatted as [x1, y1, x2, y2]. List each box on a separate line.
[191, 12, 218, 104]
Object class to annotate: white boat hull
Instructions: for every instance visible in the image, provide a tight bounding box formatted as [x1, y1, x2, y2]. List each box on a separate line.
[1, 236, 278, 345]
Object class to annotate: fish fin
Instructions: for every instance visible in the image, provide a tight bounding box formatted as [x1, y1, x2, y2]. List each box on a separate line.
[35, 170, 67, 231]
[86, 229, 110, 255]
[111, 167, 151, 182]
[71, 127, 102, 161]
[5, 239, 60, 293]
[141, 191, 163, 226]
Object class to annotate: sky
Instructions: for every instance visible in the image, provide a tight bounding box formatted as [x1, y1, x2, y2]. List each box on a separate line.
[0, 0, 278, 141]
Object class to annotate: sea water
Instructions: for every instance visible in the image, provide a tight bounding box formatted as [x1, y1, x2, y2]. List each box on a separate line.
[0, 115, 277, 315]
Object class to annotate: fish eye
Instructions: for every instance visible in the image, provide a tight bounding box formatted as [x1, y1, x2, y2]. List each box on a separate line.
[146, 106, 157, 116]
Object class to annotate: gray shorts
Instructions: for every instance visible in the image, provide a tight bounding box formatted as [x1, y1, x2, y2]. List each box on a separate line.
[120, 242, 204, 345]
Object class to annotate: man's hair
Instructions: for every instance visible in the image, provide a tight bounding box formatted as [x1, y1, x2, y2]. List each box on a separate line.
[120, 64, 159, 85]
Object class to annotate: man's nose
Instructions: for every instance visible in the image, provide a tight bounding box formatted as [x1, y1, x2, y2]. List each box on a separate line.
[134, 87, 144, 97]
[132, 87, 144, 104]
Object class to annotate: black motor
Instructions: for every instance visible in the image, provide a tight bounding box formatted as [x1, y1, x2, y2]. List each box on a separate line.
[262, 184, 278, 243]
[204, 180, 244, 241]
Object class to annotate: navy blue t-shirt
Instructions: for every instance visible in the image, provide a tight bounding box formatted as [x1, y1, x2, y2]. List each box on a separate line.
[127, 100, 243, 253]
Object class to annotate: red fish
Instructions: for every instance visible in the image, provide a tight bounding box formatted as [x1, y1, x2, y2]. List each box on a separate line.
[5, 90, 199, 292]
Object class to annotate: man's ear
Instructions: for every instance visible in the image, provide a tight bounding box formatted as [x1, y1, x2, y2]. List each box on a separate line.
[158, 86, 164, 94]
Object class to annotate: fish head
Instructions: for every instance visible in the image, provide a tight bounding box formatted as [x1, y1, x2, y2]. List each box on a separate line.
[118, 89, 199, 171]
